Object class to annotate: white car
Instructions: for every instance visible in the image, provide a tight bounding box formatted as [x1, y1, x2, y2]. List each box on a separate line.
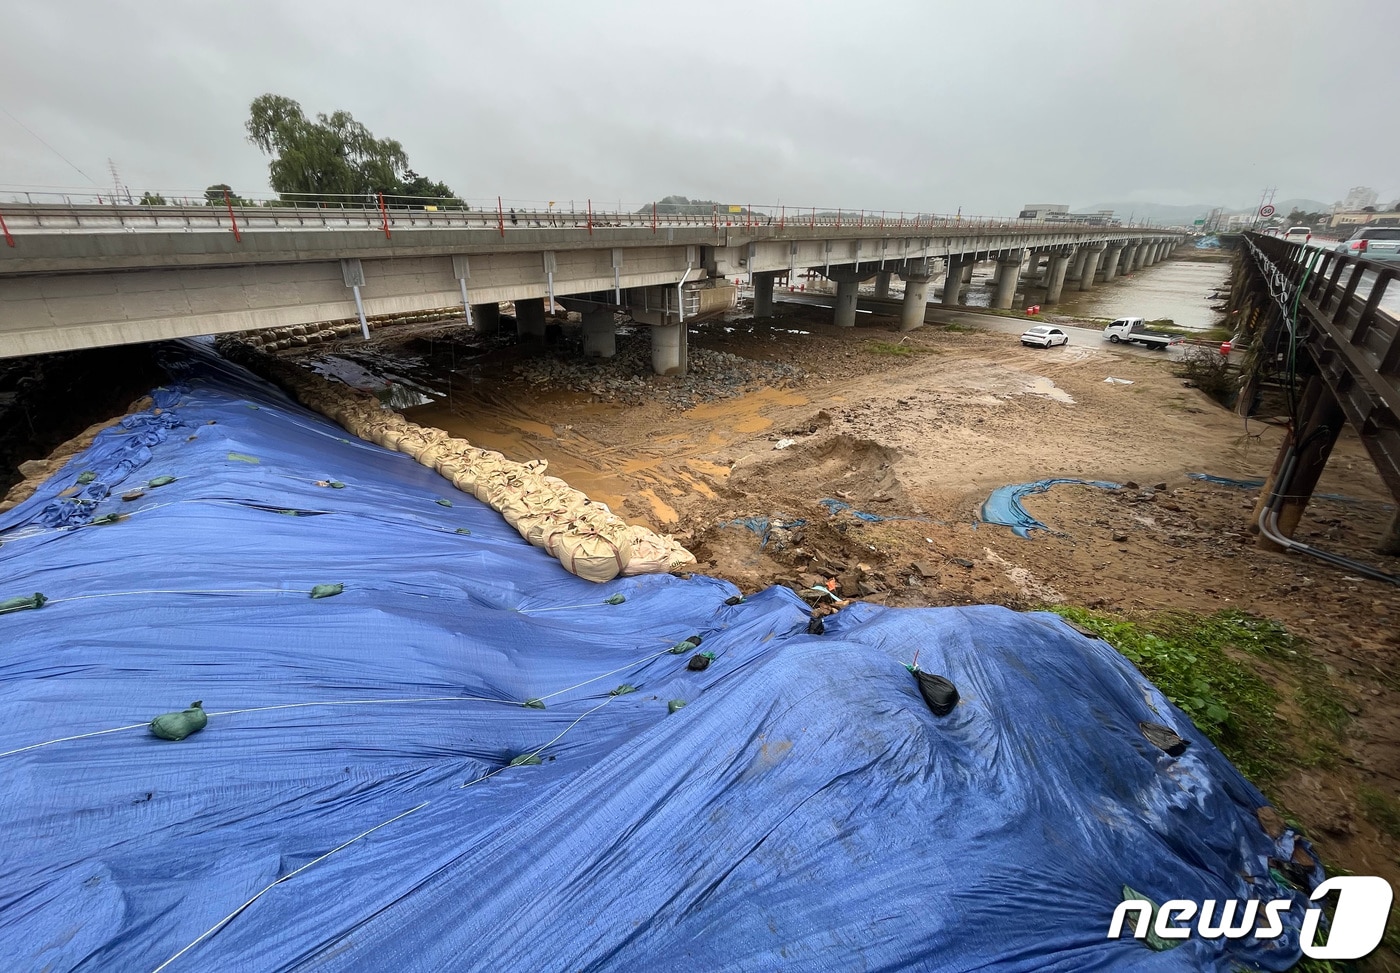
[1283, 226, 1312, 244]
[1021, 325, 1069, 348]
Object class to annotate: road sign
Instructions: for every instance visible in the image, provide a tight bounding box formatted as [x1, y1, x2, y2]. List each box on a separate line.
[1193, 219, 1205, 225]
[1260, 204, 1276, 217]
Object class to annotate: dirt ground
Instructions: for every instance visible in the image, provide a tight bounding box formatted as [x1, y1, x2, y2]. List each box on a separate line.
[400, 298, 1400, 930]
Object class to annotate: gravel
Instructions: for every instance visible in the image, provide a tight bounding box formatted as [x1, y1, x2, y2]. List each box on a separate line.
[509, 331, 803, 407]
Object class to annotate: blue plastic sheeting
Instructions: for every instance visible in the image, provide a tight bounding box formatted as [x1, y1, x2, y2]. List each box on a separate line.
[980, 478, 1122, 537]
[1187, 472, 1395, 508]
[0, 347, 1316, 971]
[725, 514, 807, 547]
[1188, 472, 1265, 489]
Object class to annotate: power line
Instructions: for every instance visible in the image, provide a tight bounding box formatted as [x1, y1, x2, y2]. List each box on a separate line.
[0, 103, 98, 185]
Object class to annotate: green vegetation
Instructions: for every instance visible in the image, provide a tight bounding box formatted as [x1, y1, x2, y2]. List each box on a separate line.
[1048, 608, 1350, 793]
[246, 94, 456, 203]
[139, 191, 167, 206]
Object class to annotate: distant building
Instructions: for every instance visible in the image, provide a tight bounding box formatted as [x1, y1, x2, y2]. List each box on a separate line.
[1018, 204, 1118, 225]
[1018, 204, 1069, 221]
[1329, 208, 1400, 230]
[1341, 186, 1379, 211]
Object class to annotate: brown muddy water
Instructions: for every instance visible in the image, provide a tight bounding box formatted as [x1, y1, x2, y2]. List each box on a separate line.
[1049, 260, 1230, 331]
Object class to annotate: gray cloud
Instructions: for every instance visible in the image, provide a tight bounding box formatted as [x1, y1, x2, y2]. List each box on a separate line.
[2, 0, 1396, 214]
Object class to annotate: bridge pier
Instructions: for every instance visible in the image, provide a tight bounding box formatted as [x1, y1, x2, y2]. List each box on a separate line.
[582, 310, 616, 358]
[515, 298, 547, 340]
[992, 250, 1023, 309]
[873, 271, 891, 300]
[898, 266, 933, 331]
[752, 271, 777, 318]
[825, 266, 874, 327]
[1119, 243, 1139, 274]
[472, 303, 501, 334]
[1253, 375, 1347, 551]
[1100, 243, 1125, 283]
[1135, 243, 1151, 271]
[1069, 248, 1088, 284]
[1023, 252, 1043, 287]
[941, 256, 966, 305]
[1078, 244, 1105, 291]
[651, 322, 687, 376]
[1042, 252, 1071, 305]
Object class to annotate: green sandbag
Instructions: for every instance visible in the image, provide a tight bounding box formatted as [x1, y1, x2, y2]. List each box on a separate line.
[150, 701, 208, 741]
[610, 684, 637, 697]
[435, 498, 453, 507]
[328, 481, 346, 489]
[310, 584, 343, 599]
[455, 528, 472, 535]
[605, 594, 626, 605]
[1121, 886, 1180, 951]
[509, 752, 542, 767]
[667, 699, 687, 713]
[0, 592, 47, 615]
[228, 452, 260, 464]
[522, 698, 546, 709]
[148, 475, 177, 488]
[76, 471, 97, 484]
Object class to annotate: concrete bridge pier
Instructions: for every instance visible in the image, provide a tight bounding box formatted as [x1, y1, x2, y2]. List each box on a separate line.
[941, 255, 967, 305]
[898, 263, 934, 331]
[1100, 243, 1125, 283]
[1043, 252, 1072, 305]
[1122, 242, 1140, 273]
[826, 266, 874, 327]
[752, 271, 777, 318]
[873, 270, 892, 299]
[472, 303, 501, 334]
[992, 250, 1024, 309]
[582, 310, 616, 358]
[1078, 244, 1106, 291]
[652, 323, 687, 376]
[1134, 243, 1151, 271]
[1069, 247, 1090, 284]
[515, 298, 547, 340]
[1023, 252, 1043, 287]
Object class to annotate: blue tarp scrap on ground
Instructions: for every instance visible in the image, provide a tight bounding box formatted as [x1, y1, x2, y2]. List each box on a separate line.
[0, 345, 1317, 971]
[980, 478, 1122, 538]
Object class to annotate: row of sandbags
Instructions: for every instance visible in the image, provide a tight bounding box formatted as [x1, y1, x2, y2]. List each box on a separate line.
[243, 306, 468, 353]
[217, 340, 696, 583]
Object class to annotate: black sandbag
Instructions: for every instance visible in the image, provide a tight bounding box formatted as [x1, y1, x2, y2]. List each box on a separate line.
[1139, 721, 1189, 757]
[150, 701, 208, 741]
[915, 671, 959, 716]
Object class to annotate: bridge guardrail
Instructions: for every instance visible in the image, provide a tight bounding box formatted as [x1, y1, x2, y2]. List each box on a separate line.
[0, 187, 1189, 239]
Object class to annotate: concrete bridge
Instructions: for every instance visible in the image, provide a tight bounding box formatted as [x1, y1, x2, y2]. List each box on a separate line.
[0, 201, 1184, 372]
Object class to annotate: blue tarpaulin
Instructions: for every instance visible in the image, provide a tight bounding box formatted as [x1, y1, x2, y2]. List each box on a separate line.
[980, 478, 1122, 537]
[0, 346, 1316, 971]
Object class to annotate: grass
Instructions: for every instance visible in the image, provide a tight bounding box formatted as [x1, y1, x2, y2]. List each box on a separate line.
[1049, 609, 1381, 973]
[1048, 607, 1350, 794]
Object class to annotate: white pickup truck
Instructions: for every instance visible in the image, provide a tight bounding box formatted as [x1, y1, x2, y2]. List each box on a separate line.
[1102, 317, 1182, 350]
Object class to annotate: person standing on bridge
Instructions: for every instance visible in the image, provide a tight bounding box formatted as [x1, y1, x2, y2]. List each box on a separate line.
[509, 207, 518, 226]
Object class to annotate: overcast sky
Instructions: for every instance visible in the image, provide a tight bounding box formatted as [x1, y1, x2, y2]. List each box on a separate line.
[2, 0, 1396, 215]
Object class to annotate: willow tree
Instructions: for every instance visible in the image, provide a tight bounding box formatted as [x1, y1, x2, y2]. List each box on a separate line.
[245, 94, 455, 203]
